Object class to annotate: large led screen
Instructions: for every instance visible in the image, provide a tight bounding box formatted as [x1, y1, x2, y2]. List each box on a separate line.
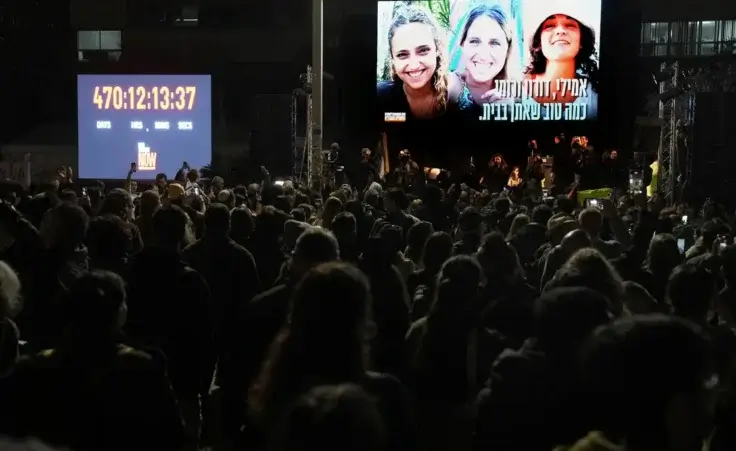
[376, 0, 602, 124]
[77, 74, 212, 180]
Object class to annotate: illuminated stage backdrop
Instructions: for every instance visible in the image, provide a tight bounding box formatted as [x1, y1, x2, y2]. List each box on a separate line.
[376, 0, 602, 124]
[77, 74, 212, 180]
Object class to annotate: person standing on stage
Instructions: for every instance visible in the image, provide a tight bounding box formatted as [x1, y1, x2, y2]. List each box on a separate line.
[602, 150, 627, 193]
[573, 137, 601, 190]
[526, 154, 546, 200]
[357, 148, 379, 192]
[393, 150, 420, 191]
[552, 134, 573, 191]
[507, 166, 524, 189]
[481, 154, 509, 193]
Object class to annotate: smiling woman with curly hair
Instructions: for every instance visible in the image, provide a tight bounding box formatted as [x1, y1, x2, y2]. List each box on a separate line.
[521, 1, 600, 118]
[377, 4, 450, 121]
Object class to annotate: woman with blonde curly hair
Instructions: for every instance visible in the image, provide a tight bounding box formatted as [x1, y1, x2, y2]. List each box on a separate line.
[377, 5, 450, 120]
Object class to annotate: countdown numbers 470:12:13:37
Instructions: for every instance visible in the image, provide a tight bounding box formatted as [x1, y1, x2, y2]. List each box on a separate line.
[479, 103, 588, 122]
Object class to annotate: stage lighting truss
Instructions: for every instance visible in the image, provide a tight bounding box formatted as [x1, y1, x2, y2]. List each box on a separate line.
[655, 61, 681, 205]
[291, 89, 302, 181]
[649, 61, 736, 204]
[291, 65, 325, 188]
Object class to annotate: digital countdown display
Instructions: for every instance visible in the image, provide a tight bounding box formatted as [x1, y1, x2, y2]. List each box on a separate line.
[77, 74, 212, 180]
[376, 0, 602, 124]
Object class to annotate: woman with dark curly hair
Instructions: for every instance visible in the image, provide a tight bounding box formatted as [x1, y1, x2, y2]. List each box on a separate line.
[522, 1, 600, 118]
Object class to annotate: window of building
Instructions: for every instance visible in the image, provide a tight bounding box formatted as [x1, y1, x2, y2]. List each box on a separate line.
[640, 19, 736, 57]
[77, 30, 121, 62]
[701, 21, 717, 42]
[668, 22, 690, 56]
[723, 20, 736, 41]
[78, 30, 121, 50]
[654, 44, 668, 56]
[641, 22, 669, 44]
[683, 22, 699, 55]
[641, 22, 669, 56]
[174, 6, 198, 26]
[670, 22, 684, 42]
[700, 43, 717, 55]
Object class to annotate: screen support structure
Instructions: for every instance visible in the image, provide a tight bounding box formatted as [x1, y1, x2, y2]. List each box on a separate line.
[657, 61, 680, 205]
[680, 93, 696, 202]
[310, 0, 324, 191]
[290, 89, 303, 181]
[291, 66, 322, 186]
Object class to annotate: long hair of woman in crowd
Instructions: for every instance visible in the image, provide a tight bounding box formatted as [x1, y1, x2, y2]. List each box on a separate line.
[248, 263, 372, 424]
[387, 5, 450, 114]
[546, 248, 625, 315]
[318, 197, 343, 230]
[414, 256, 484, 373]
[477, 232, 525, 288]
[0, 261, 21, 319]
[405, 221, 434, 267]
[646, 234, 683, 281]
[524, 15, 600, 91]
[506, 213, 530, 241]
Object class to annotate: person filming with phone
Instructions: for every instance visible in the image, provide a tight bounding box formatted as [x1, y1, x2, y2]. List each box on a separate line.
[124, 162, 137, 195]
[685, 221, 720, 261]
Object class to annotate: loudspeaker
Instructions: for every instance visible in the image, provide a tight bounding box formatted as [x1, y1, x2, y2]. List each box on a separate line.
[689, 92, 736, 206]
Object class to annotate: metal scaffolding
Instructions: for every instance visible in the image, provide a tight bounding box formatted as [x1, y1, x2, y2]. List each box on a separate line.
[290, 65, 325, 187]
[680, 93, 697, 200]
[653, 61, 736, 204]
[290, 89, 300, 180]
[657, 61, 681, 204]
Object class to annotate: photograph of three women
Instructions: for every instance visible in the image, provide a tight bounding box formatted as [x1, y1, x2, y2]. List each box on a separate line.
[376, 0, 602, 122]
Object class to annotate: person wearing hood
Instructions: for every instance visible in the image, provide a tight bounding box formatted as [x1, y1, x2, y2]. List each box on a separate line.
[521, 0, 601, 119]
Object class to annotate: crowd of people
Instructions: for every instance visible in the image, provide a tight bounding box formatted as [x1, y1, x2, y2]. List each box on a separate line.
[379, 136, 629, 200]
[0, 160, 732, 451]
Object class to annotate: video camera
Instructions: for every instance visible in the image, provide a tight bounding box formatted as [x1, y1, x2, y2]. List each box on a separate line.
[326, 142, 340, 164]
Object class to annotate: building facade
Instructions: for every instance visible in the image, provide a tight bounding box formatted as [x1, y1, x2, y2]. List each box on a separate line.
[636, 17, 736, 116]
[68, 0, 363, 163]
